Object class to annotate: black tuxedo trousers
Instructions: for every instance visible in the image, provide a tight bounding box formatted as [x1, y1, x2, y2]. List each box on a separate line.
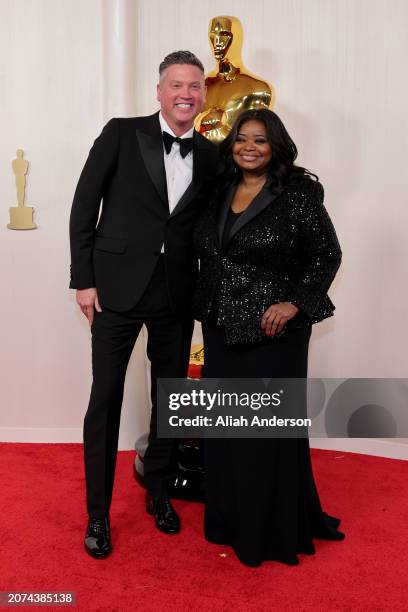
[84, 257, 193, 517]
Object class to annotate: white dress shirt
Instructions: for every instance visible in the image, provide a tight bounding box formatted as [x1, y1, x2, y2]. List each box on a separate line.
[159, 112, 194, 214]
[159, 112, 194, 253]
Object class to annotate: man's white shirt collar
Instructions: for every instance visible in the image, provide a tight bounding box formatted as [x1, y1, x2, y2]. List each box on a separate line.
[159, 112, 194, 140]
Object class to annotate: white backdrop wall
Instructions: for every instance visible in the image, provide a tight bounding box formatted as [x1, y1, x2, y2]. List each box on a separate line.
[0, 0, 407, 456]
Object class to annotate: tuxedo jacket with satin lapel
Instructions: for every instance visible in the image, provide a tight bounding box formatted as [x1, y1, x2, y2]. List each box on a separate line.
[193, 177, 342, 345]
[69, 112, 219, 313]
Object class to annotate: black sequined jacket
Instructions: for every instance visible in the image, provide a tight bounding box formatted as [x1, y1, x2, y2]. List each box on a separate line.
[193, 177, 342, 345]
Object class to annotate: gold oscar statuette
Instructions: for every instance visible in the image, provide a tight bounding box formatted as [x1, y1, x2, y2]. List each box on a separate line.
[190, 344, 204, 366]
[195, 15, 275, 144]
[7, 149, 37, 230]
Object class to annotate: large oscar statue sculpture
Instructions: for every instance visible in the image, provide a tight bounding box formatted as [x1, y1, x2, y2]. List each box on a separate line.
[195, 15, 275, 143]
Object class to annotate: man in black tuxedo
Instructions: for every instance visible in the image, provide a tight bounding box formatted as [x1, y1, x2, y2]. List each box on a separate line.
[69, 51, 218, 558]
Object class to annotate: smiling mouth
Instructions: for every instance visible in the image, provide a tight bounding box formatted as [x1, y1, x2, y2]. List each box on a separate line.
[175, 103, 193, 108]
[240, 155, 260, 161]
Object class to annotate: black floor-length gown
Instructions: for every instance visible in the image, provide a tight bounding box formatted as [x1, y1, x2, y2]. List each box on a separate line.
[195, 184, 345, 567]
[202, 323, 345, 567]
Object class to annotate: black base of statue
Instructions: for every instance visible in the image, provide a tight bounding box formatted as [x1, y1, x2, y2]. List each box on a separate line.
[134, 439, 205, 502]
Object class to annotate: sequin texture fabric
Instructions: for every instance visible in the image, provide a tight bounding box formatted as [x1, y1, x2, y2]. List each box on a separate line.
[193, 178, 342, 345]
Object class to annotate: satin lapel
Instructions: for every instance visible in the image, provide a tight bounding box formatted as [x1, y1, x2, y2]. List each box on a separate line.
[136, 128, 168, 209]
[217, 184, 237, 247]
[170, 181, 198, 217]
[226, 186, 279, 246]
[170, 130, 218, 218]
[192, 129, 219, 183]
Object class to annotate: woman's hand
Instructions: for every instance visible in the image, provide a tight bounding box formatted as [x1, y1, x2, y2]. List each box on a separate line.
[261, 302, 299, 336]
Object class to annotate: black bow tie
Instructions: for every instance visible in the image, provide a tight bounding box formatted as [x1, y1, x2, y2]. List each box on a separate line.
[162, 131, 194, 158]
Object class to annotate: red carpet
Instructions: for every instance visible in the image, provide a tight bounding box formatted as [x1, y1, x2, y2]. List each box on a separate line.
[0, 443, 407, 611]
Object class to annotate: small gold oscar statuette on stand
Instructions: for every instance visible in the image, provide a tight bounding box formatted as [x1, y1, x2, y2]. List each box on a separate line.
[7, 149, 37, 230]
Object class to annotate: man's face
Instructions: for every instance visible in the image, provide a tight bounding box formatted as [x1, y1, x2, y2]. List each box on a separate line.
[157, 64, 206, 135]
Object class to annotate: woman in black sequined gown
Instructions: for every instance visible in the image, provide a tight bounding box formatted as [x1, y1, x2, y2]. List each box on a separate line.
[193, 109, 345, 567]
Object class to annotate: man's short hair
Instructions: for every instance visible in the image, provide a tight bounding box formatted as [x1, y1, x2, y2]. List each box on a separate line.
[159, 51, 204, 79]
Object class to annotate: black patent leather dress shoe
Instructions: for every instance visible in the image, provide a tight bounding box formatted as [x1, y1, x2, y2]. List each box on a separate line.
[146, 493, 180, 534]
[84, 516, 111, 558]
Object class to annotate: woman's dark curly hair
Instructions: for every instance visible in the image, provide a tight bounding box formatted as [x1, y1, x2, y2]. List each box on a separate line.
[220, 108, 317, 195]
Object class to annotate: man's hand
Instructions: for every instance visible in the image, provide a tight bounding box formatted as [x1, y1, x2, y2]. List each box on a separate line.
[261, 302, 299, 336]
[76, 288, 102, 327]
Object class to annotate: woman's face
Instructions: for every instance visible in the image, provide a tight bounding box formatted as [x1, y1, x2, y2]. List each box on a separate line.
[232, 120, 272, 174]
